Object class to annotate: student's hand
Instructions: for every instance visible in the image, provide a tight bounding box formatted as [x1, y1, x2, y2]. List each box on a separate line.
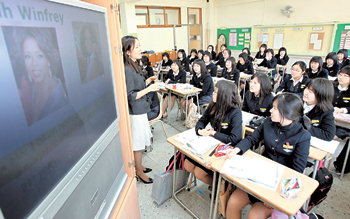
[276, 91, 283, 95]
[207, 128, 216, 136]
[226, 147, 241, 159]
[149, 75, 157, 81]
[334, 107, 344, 114]
[198, 129, 211, 136]
[186, 72, 191, 76]
[147, 83, 159, 92]
[165, 79, 170, 85]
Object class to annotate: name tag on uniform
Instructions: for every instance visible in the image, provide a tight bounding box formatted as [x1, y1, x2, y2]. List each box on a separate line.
[200, 82, 203, 86]
[312, 120, 320, 126]
[245, 68, 248, 71]
[301, 84, 306, 88]
[221, 122, 228, 129]
[283, 144, 294, 149]
[260, 108, 266, 112]
[343, 97, 350, 103]
[208, 69, 211, 72]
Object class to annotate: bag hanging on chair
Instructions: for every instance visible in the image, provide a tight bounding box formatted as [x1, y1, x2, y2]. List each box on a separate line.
[217, 179, 232, 217]
[151, 152, 189, 205]
[185, 102, 200, 129]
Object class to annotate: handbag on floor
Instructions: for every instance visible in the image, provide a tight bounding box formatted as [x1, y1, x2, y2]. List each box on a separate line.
[151, 152, 189, 205]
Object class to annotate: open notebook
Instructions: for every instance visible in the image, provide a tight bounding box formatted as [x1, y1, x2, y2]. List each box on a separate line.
[221, 155, 284, 191]
[174, 128, 221, 155]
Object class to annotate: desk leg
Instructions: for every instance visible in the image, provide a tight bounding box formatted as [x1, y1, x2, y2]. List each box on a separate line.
[172, 147, 177, 196]
[212, 173, 222, 219]
[304, 160, 320, 211]
[242, 79, 246, 101]
[340, 139, 350, 179]
[185, 96, 188, 123]
[209, 171, 217, 219]
[196, 94, 200, 114]
[168, 91, 172, 118]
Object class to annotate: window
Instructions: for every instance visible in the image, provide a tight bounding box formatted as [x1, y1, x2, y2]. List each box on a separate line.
[135, 6, 181, 28]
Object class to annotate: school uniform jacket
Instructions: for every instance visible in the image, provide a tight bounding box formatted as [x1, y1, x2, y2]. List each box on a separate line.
[215, 51, 223, 61]
[210, 51, 217, 61]
[206, 62, 218, 77]
[143, 65, 154, 79]
[259, 57, 278, 76]
[235, 118, 311, 173]
[222, 68, 240, 87]
[306, 68, 329, 79]
[306, 108, 336, 141]
[323, 63, 340, 77]
[217, 57, 226, 68]
[161, 59, 173, 68]
[242, 91, 274, 117]
[275, 75, 310, 98]
[275, 54, 289, 65]
[333, 83, 350, 114]
[188, 55, 198, 65]
[237, 61, 254, 75]
[195, 108, 243, 144]
[163, 69, 186, 84]
[179, 57, 190, 72]
[340, 59, 350, 70]
[255, 52, 265, 59]
[190, 73, 214, 98]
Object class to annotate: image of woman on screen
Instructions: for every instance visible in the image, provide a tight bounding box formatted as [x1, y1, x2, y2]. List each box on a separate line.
[5, 27, 68, 125]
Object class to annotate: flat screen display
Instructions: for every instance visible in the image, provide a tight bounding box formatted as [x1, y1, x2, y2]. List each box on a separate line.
[0, 0, 118, 218]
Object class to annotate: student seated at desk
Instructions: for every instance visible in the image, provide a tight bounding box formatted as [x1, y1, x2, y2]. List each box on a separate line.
[237, 53, 254, 75]
[177, 49, 190, 72]
[323, 52, 340, 77]
[147, 91, 160, 121]
[198, 49, 204, 60]
[242, 47, 254, 62]
[215, 44, 227, 62]
[226, 93, 311, 219]
[337, 49, 350, 70]
[188, 48, 198, 66]
[140, 55, 154, 79]
[184, 80, 242, 186]
[207, 45, 217, 62]
[333, 66, 350, 139]
[243, 73, 274, 117]
[275, 47, 289, 66]
[217, 48, 231, 70]
[222, 57, 240, 87]
[204, 51, 217, 77]
[181, 59, 214, 111]
[254, 43, 267, 60]
[258, 49, 277, 78]
[162, 60, 186, 118]
[161, 52, 173, 69]
[276, 61, 310, 98]
[303, 78, 336, 141]
[306, 56, 329, 79]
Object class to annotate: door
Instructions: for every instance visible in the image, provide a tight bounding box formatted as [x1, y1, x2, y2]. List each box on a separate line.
[187, 8, 202, 51]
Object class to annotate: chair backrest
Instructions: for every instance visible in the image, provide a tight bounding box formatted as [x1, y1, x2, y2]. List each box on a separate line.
[149, 92, 163, 124]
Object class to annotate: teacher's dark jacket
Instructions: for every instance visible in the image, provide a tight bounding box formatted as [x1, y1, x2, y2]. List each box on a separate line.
[306, 108, 336, 141]
[243, 91, 274, 117]
[125, 65, 150, 115]
[235, 118, 311, 173]
[195, 108, 242, 144]
[163, 69, 186, 84]
[190, 73, 214, 98]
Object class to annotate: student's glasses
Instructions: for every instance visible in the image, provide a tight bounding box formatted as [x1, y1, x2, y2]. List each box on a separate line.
[338, 73, 350, 78]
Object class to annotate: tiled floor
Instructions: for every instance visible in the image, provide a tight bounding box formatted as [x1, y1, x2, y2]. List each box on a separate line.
[137, 102, 350, 219]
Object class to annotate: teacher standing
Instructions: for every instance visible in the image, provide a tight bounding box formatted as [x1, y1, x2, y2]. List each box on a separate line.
[122, 36, 158, 184]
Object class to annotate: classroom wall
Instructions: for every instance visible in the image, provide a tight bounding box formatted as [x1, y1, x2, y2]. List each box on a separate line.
[119, 0, 208, 53]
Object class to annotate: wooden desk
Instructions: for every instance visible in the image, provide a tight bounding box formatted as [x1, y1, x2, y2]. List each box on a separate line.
[211, 150, 319, 219]
[167, 135, 219, 219]
[334, 113, 350, 179]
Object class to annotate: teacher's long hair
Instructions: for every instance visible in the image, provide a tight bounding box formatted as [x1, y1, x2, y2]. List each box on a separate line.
[122, 35, 141, 74]
[206, 80, 241, 130]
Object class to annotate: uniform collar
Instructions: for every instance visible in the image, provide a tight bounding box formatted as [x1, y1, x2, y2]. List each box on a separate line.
[338, 84, 349, 91]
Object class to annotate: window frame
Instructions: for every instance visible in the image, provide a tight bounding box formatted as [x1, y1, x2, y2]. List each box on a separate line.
[187, 7, 202, 25]
[135, 6, 181, 28]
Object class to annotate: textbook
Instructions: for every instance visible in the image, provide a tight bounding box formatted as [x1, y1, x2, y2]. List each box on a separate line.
[175, 128, 220, 155]
[310, 137, 340, 154]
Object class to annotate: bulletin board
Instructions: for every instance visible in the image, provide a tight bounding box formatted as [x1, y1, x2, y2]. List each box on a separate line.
[332, 23, 350, 52]
[250, 24, 335, 55]
[217, 27, 252, 50]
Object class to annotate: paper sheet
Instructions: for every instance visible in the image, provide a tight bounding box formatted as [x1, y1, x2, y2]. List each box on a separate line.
[310, 137, 340, 154]
[314, 40, 322, 50]
[242, 111, 256, 125]
[273, 33, 283, 49]
[310, 34, 318, 43]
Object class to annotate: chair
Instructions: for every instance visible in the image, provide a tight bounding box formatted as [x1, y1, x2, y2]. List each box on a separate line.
[149, 92, 168, 139]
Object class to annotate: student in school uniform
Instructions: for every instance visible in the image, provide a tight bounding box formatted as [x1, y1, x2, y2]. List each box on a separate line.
[184, 80, 242, 186]
[147, 90, 160, 121]
[215, 44, 227, 61]
[161, 52, 173, 68]
[258, 48, 277, 78]
[306, 56, 329, 79]
[323, 52, 340, 77]
[303, 78, 336, 141]
[181, 59, 214, 111]
[197, 49, 204, 60]
[242, 47, 254, 62]
[177, 49, 190, 72]
[243, 73, 274, 117]
[203, 51, 217, 77]
[333, 66, 350, 139]
[217, 48, 231, 69]
[237, 52, 254, 75]
[188, 48, 198, 66]
[207, 45, 217, 62]
[140, 55, 154, 79]
[337, 49, 350, 70]
[226, 93, 311, 219]
[162, 60, 187, 118]
[276, 61, 310, 98]
[254, 43, 267, 60]
[275, 47, 289, 66]
[222, 57, 240, 87]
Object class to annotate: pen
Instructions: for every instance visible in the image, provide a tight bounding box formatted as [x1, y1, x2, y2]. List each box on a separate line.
[209, 144, 220, 156]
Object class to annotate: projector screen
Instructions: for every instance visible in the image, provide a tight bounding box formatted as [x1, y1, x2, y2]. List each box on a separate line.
[0, 0, 124, 218]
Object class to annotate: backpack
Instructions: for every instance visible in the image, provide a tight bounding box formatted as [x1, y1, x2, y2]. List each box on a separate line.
[307, 167, 333, 211]
[185, 102, 200, 129]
